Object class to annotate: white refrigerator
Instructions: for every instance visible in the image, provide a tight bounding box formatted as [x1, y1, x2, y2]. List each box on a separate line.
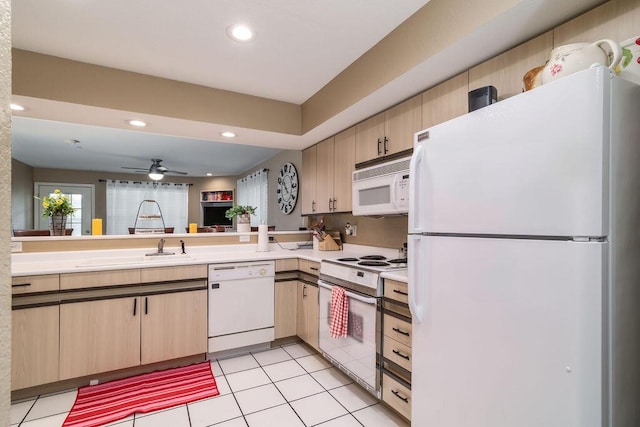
[407, 67, 640, 427]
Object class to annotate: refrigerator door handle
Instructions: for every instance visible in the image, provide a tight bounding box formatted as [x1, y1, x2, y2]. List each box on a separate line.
[409, 143, 424, 233]
[408, 235, 425, 322]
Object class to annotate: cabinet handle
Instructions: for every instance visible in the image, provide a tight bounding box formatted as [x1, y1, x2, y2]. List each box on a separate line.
[145, 297, 148, 315]
[11, 283, 31, 288]
[133, 298, 137, 316]
[312, 200, 316, 213]
[303, 285, 307, 297]
[392, 327, 410, 337]
[329, 198, 333, 211]
[392, 289, 408, 296]
[392, 349, 410, 360]
[383, 136, 389, 154]
[332, 198, 337, 211]
[391, 389, 409, 403]
[310, 266, 319, 271]
[377, 138, 382, 156]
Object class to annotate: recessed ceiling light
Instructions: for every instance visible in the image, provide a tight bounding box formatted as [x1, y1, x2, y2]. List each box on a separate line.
[206, 173, 213, 177]
[221, 131, 236, 138]
[10, 103, 25, 111]
[127, 119, 147, 127]
[227, 24, 253, 42]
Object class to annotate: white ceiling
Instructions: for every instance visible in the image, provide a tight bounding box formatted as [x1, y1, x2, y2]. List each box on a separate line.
[10, 0, 603, 177]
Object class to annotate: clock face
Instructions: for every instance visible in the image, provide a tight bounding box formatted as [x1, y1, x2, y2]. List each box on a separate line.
[277, 163, 298, 214]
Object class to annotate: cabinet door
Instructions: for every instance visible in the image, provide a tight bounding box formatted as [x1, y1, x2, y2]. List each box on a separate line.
[422, 72, 469, 129]
[275, 281, 298, 339]
[355, 112, 385, 163]
[333, 127, 355, 212]
[305, 284, 319, 351]
[384, 95, 422, 156]
[60, 297, 141, 380]
[141, 290, 207, 365]
[301, 145, 318, 215]
[315, 137, 335, 214]
[297, 282, 319, 350]
[12, 306, 59, 390]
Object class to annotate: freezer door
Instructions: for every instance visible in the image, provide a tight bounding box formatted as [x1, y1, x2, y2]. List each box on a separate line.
[411, 235, 605, 426]
[410, 67, 610, 237]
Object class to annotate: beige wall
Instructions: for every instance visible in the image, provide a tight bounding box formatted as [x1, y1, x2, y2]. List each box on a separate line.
[238, 150, 304, 231]
[11, 158, 33, 230]
[2, 0, 11, 422]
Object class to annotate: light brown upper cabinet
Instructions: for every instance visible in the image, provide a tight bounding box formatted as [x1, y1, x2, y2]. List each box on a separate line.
[303, 128, 355, 214]
[422, 72, 469, 130]
[355, 95, 422, 164]
[301, 144, 318, 215]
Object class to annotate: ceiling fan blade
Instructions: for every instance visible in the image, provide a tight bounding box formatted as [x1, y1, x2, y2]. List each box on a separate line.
[122, 166, 148, 170]
[165, 170, 188, 175]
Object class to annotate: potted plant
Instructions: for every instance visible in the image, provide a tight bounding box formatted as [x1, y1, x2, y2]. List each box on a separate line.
[225, 205, 256, 233]
[37, 189, 76, 235]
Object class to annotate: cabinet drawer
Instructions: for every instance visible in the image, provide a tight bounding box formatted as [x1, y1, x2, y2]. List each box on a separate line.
[12, 274, 59, 294]
[298, 259, 320, 276]
[275, 258, 298, 272]
[61, 269, 140, 290]
[141, 264, 207, 283]
[382, 372, 411, 421]
[383, 336, 412, 372]
[384, 279, 408, 304]
[383, 314, 412, 347]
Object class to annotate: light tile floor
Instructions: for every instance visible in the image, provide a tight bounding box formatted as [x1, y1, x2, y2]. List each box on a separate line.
[11, 343, 409, 427]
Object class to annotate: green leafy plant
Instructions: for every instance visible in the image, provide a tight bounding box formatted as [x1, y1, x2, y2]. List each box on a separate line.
[36, 189, 76, 217]
[224, 205, 256, 219]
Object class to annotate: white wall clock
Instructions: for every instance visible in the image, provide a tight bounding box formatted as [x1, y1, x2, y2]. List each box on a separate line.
[277, 162, 298, 214]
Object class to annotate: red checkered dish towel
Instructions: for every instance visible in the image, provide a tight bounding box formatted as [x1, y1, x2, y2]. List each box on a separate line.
[330, 286, 349, 338]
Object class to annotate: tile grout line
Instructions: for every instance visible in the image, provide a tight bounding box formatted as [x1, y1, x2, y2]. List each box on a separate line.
[215, 355, 250, 427]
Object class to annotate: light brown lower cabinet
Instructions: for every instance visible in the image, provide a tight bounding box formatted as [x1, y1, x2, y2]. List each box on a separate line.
[296, 281, 319, 350]
[141, 290, 207, 365]
[274, 281, 298, 339]
[60, 289, 207, 380]
[12, 305, 60, 390]
[60, 297, 141, 380]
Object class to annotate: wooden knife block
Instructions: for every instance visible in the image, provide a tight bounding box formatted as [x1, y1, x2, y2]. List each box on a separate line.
[319, 231, 342, 251]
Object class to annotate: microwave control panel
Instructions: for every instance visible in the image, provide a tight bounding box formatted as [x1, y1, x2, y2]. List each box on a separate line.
[396, 173, 410, 208]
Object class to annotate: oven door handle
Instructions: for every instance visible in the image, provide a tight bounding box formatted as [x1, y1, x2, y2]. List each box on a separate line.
[318, 280, 378, 304]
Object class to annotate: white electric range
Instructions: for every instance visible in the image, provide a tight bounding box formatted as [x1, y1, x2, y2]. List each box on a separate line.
[317, 254, 407, 397]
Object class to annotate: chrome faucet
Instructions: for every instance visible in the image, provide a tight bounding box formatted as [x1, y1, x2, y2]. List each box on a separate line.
[157, 238, 165, 254]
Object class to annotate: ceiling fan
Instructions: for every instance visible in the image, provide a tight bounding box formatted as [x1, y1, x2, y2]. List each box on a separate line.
[122, 158, 188, 180]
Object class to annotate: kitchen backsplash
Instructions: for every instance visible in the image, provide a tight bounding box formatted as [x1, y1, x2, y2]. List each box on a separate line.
[309, 213, 407, 250]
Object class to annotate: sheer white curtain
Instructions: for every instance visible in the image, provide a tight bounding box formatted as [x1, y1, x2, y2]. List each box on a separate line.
[237, 169, 268, 227]
[106, 180, 189, 234]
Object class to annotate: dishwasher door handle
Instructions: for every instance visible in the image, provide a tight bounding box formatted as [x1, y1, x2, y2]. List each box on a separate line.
[211, 283, 220, 289]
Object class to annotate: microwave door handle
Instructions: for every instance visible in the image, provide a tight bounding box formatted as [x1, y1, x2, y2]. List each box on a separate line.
[390, 174, 399, 209]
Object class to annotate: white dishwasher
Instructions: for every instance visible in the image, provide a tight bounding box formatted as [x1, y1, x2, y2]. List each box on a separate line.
[208, 261, 275, 353]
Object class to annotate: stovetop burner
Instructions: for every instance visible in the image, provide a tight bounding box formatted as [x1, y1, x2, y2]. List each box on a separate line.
[336, 257, 359, 262]
[358, 261, 391, 267]
[359, 255, 387, 261]
[388, 258, 407, 264]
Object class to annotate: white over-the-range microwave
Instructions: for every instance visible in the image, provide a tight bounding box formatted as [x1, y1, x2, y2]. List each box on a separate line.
[352, 155, 410, 216]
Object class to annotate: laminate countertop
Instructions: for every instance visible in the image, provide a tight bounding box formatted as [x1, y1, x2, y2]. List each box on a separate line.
[11, 242, 407, 277]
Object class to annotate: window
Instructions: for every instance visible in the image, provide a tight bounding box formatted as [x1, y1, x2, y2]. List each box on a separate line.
[237, 169, 268, 227]
[106, 180, 189, 234]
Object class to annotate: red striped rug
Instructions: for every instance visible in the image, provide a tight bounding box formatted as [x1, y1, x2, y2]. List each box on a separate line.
[63, 362, 219, 427]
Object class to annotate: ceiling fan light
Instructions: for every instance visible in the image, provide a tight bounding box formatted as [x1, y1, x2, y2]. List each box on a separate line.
[148, 172, 164, 180]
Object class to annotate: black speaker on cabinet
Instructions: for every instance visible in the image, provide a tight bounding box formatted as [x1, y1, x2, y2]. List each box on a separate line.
[468, 86, 497, 112]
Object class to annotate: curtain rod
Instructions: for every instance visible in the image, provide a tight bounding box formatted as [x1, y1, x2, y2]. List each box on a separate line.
[98, 179, 193, 186]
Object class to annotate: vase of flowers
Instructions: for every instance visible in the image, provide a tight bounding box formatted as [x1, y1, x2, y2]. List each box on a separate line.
[38, 189, 76, 236]
[225, 205, 256, 233]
